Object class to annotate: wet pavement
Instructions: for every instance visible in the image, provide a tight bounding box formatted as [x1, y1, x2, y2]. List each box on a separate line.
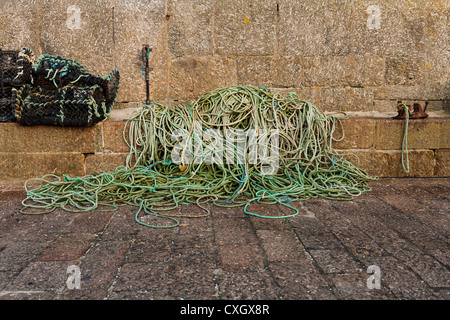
[0, 178, 448, 301]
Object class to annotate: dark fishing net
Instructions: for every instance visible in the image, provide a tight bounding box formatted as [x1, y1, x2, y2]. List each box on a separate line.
[16, 54, 120, 126]
[0, 48, 34, 122]
[15, 83, 110, 126]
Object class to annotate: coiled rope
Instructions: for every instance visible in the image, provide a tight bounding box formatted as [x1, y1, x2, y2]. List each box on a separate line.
[20, 86, 376, 228]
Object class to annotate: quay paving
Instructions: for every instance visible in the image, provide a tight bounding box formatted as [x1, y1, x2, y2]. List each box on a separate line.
[0, 178, 448, 300]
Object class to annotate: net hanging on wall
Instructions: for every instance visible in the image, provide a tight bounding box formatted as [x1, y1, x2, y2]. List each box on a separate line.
[0, 48, 34, 122]
[15, 54, 120, 126]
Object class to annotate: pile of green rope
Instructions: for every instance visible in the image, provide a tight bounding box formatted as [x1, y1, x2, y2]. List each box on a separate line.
[21, 86, 376, 228]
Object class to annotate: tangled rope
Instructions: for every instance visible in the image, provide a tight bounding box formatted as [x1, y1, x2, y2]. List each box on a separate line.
[21, 86, 376, 228]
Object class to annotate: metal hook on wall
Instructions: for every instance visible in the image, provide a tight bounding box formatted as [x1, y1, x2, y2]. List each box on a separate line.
[141, 45, 153, 105]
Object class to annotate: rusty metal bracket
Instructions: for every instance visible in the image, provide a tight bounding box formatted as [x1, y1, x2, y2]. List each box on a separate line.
[393, 100, 429, 120]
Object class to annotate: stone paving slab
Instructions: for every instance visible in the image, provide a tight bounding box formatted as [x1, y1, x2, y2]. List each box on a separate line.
[0, 178, 449, 301]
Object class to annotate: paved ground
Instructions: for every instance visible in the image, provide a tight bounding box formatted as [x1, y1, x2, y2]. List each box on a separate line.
[0, 178, 448, 301]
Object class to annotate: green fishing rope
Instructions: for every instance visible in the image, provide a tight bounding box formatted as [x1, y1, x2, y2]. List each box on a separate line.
[21, 86, 377, 228]
[398, 103, 411, 173]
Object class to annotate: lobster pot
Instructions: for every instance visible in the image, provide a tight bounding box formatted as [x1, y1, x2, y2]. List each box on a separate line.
[33, 54, 120, 112]
[15, 84, 112, 127]
[0, 48, 34, 122]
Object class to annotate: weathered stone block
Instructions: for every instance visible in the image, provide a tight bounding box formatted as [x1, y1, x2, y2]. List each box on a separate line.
[85, 153, 127, 175]
[217, 245, 265, 271]
[420, 100, 448, 113]
[0, 153, 85, 180]
[339, 150, 435, 177]
[169, 56, 236, 100]
[331, 119, 375, 150]
[168, 0, 213, 57]
[374, 118, 450, 150]
[256, 230, 308, 262]
[374, 85, 425, 101]
[278, 0, 351, 57]
[113, 0, 168, 103]
[237, 56, 274, 87]
[348, 56, 385, 87]
[385, 57, 425, 86]
[351, 0, 425, 56]
[280, 87, 374, 112]
[444, 101, 450, 112]
[0, 0, 39, 52]
[293, 87, 322, 106]
[37, 0, 114, 61]
[311, 56, 352, 87]
[275, 55, 384, 88]
[291, 56, 351, 88]
[214, 0, 277, 56]
[319, 87, 375, 112]
[273, 56, 311, 88]
[38, 233, 95, 261]
[0, 123, 101, 153]
[426, 81, 450, 102]
[373, 100, 396, 113]
[435, 149, 450, 176]
[102, 120, 130, 153]
[424, 1, 450, 100]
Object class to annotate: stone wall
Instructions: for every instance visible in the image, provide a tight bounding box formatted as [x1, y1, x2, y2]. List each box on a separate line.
[1, 0, 449, 113]
[0, 0, 449, 181]
[1, 118, 449, 183]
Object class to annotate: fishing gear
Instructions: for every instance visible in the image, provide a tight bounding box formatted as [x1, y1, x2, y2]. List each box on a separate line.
[14, 54, 120, 126]
[21, 85, 376, 228]
[393, 100, 429, 120]
[393, 100, 430, 173]
[0, 47, 34, 122]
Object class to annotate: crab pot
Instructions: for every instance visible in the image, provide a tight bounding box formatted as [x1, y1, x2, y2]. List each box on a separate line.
[15, 84, 111, 127]
[32, 54, 120, 111]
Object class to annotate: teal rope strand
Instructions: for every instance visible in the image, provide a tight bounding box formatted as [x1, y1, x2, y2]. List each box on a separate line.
[400, 104, 410, 173]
